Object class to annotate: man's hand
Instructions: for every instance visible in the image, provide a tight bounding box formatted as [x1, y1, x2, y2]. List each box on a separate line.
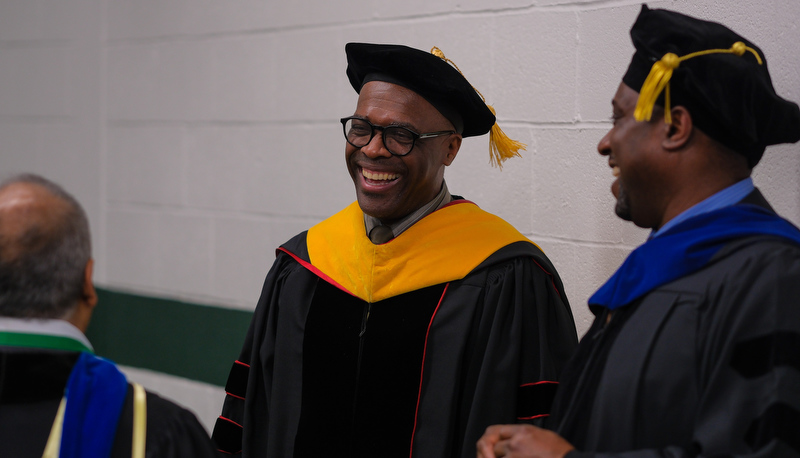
[476, 424, 575, 458]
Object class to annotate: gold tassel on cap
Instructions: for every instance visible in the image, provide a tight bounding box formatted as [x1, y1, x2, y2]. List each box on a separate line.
[634, 41, 763, 124]
[486, 104, 525, 168]
[431, 46, 527, 169]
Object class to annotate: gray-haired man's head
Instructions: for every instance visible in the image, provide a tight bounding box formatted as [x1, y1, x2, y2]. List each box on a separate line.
[0, 174, 92, 319]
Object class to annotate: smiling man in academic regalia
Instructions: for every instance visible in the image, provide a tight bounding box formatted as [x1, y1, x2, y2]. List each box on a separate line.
[477, 5, 800, 458]
[212, 43, 578, 458]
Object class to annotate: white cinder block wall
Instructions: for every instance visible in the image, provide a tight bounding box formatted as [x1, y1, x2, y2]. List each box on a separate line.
[2, 0, 799, 432]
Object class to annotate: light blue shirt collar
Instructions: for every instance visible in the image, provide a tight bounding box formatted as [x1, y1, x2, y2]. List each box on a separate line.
[651, 177, 754, 239]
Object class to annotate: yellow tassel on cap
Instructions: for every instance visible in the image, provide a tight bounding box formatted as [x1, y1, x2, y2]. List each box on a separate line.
[634, 41, 763, 124]
[431, 46, 527, 169]
[486, 105, 525, 168]
[634, 52, 680, 123]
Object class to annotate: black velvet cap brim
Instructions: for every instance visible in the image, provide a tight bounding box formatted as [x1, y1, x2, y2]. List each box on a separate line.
[622, 5, 800, 167]
[345, 43, 496, 138]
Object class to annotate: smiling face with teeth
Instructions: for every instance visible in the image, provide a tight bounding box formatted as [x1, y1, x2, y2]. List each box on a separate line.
[598, 83, 673, 229]
[346, 81, 462, 224]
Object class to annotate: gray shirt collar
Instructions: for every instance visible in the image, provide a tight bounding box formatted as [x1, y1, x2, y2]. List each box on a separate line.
[363, 181, 453, 242]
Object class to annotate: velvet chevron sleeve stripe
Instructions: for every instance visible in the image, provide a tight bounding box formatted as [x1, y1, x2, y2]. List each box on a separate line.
[516, 381, 559, 421]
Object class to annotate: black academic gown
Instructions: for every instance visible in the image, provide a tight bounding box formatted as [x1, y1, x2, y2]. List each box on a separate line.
[0, 347, 220, 458]
[214, 200, 578, 458]
[550, 190, 800, 457]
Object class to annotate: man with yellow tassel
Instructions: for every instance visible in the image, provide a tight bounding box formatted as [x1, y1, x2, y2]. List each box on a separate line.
[477, 5, 800, 458]
[212, 43, 578, 457]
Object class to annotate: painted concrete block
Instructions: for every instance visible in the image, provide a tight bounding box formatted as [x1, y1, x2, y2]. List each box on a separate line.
[753, 143, 800, 227]
[185, 124, 306, 216]
[213, 217, 276, 309]
[36, 123, 99, 211]
[185, 124, 312, 214]
[491, 10, 578, 123]
[298, 123, 355, 218]
[108, 126, 184, 206]
[273, 29, 343, 122]
[577, 6, 640, 122]
[156, 42, 216, 121]
[447, 126, 535, 233]
[530, 127, 648, 245]
[339, 24, 419, 55]
[106, 209, 161, 289]
[538, 0, 603, 5]
[213, 216, 321, 309]
[0, 123, 40, 173]
[0, 47, 70, 117]
[269, 0, 373, 29]
[156, 212, 214, 297]
[181, 0, 272, 35]
[107, 45, 159, 120]
[271, 219, 321, 248]
[455, 0, 533, 11]
[186, 125, 250, 212]
[0, 0, 42, 41]
[41, 0, 93, 42]
[0, 124, 94, 206]
[107, 0, 186, 40]
[238, 125, 313, 216]
[210, 36, 274, 121]
[371, 0, 456, 18]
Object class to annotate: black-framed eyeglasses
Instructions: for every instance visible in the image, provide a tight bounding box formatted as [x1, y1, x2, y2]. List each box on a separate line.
[340, 116, 456, 157]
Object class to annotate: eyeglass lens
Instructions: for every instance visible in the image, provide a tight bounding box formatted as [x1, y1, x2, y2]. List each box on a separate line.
[343, 118, 416, 156]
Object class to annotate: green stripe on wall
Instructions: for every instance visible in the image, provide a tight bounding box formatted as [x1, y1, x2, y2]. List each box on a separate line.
[86, 288, 253, 387]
